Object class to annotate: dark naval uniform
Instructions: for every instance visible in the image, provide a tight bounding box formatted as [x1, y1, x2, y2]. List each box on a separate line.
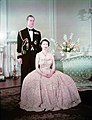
[17, 27, 41, 85]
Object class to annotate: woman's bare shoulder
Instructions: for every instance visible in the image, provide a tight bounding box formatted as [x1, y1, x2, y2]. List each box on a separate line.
[48, 52, 53, 56]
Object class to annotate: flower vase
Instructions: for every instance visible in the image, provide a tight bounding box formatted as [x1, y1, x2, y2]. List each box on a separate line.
[66, 52, 70, 58]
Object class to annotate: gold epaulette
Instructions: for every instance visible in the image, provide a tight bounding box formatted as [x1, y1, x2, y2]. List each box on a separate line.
[19, 31, 24, 41]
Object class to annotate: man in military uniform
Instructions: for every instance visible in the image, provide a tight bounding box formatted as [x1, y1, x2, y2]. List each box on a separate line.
[17, 15, 41, 86]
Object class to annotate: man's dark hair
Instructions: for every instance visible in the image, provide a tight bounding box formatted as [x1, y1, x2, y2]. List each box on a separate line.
[26, 15, 35, 20]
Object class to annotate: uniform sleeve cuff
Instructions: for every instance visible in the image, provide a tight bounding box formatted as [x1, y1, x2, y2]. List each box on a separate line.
[17, 55, 22, 59]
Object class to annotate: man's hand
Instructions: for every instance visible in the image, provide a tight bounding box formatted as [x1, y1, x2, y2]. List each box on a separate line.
[17, 58, 22, 64]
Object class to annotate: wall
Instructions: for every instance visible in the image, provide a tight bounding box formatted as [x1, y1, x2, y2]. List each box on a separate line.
[5, 0, 55, 40]
[0, 0, 91, 49]
[56, 0, 92, 51]
[0, 0, 92, 77]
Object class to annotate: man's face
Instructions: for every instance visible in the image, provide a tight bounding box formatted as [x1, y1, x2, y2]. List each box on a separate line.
[27, 17, 35, 28]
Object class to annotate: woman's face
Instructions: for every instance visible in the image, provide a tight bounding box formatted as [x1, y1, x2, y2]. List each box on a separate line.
[41, 41, 49, 51]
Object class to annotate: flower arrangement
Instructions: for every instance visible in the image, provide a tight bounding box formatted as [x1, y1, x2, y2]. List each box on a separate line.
[51, 33, 80, 53]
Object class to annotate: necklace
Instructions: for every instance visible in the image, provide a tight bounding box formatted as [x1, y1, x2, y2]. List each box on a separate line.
[42, 51, 48, 64]
[42, 51, 48, 57]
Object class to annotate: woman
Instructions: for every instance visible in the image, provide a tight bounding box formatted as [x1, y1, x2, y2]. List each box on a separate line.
[20, 38, 81, 112]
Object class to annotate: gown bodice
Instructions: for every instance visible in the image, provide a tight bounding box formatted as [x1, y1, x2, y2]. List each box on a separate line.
[38, 52, 53, 74]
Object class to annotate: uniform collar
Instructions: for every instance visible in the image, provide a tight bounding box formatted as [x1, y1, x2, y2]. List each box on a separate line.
[27, 26, 34, 31]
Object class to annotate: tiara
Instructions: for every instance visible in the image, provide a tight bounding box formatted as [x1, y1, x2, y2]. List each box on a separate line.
[41, 37, 49, 42]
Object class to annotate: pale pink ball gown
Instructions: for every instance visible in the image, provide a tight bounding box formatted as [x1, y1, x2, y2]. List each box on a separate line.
[20, 52, 81, 112]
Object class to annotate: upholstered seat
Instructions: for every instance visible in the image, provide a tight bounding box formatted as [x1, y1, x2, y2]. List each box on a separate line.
[55, 56, 92, 90]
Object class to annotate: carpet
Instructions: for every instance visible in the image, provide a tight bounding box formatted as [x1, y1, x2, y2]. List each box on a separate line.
[0, 76, 92, 120]
[1, 90, 92, 120]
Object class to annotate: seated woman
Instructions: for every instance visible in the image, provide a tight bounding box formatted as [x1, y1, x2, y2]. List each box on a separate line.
[20, 38, 81, 112]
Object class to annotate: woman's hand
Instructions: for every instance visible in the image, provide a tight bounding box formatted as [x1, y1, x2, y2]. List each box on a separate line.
[45, 70, 55, 78]
[36, 69, 55, 78]
[46, 74, 52, 78]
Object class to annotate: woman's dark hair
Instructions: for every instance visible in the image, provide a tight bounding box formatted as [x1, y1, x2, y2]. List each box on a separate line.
[26, 15, 35, 20]
[40, 38, 50, 46]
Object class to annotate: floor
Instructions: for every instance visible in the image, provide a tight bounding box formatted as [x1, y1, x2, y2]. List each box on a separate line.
[0, 77, 92, 120]
[0, 77, 20, 89]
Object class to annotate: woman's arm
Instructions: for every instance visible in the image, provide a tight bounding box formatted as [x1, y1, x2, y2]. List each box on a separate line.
[35, 53, 48, 77]
[46, 54, 55, 78]
[51, 54, 55, 73]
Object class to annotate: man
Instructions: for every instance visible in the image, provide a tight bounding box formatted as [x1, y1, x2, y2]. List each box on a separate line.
[17, 15, 41, 86]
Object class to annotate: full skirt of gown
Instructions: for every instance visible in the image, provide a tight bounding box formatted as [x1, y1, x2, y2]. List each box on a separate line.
[20, 70, 81, 112]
